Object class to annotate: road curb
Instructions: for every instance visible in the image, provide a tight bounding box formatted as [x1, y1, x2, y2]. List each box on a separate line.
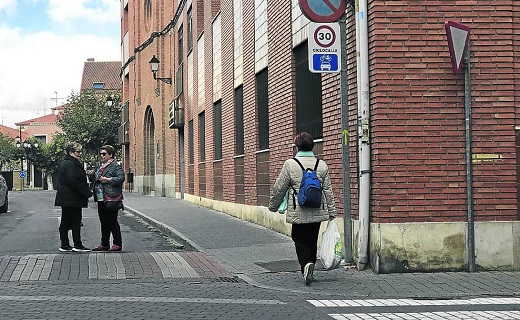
[124, 206, 202, 252]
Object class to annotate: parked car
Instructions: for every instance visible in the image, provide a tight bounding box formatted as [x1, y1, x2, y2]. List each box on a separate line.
[0, 174, 8, 213]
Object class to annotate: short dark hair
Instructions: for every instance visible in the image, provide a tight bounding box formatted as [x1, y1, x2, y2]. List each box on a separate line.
[100, 145, 116, 156]
[294, 132, 314, 152]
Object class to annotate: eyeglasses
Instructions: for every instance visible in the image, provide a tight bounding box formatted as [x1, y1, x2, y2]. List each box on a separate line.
[74, 150, 82, 154]
[100, 152, 107, 156]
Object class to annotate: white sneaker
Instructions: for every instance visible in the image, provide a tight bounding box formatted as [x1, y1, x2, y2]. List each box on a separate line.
[59, 246, 73, 252]
[303, 262, 314, 285]
[72, 246, 90, 252]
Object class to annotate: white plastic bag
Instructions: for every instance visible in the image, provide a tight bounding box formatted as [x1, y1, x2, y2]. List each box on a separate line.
[319, 221, 342, 270]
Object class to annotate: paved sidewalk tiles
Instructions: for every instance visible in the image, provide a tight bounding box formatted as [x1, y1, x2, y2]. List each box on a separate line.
[0, 251, 235, 282]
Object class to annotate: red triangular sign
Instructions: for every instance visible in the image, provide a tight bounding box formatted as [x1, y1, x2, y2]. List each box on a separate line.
[445, 20, 470, 75]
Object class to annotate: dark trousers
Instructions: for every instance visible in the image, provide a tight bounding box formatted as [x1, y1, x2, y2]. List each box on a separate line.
[97, 202, 122, 247]
[291, 222, 321, 274]
[59, 207, 83, 248]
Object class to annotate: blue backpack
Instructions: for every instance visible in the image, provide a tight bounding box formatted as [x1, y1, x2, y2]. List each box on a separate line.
[291, 158, 322, 208]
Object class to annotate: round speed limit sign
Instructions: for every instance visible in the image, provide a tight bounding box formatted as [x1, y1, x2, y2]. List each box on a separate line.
[308, 22, 341, 73]
[314, 25, 336, 48]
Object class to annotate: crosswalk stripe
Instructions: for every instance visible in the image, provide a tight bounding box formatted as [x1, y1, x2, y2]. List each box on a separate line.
[308, 297, 520, 307]
[328, 310, 520, 320]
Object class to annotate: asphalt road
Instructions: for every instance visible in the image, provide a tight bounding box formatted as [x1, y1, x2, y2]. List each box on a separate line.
[1, 190, 519, 320]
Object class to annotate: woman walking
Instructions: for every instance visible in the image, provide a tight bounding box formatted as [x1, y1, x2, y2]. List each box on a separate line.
[268, 132, 337, 285]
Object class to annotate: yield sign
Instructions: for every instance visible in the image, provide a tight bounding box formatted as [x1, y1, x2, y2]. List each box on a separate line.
[444, 20, 470, 75]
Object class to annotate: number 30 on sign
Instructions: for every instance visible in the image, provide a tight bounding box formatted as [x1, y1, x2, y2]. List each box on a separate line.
[308, 22, 341, 73]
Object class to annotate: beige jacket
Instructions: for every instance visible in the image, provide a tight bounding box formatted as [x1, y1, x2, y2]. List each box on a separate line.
[268, 155, 337, 224]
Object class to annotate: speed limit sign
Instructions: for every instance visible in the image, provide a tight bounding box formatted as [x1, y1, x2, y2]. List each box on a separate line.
[308, 22, 341, 73]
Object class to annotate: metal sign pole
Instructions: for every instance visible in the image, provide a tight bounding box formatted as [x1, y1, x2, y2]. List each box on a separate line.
[339, 14, 352, 263]
[464, 42, 475, 272]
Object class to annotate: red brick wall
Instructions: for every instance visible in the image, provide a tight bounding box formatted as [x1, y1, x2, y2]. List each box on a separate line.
[369, 0, 518, 222]
[123, 0, 177, 182]
[220, 0, 236, 202]
[266, 0, 297, 186]
[122, 0, 520, 223]
[242, 0, 259, 205]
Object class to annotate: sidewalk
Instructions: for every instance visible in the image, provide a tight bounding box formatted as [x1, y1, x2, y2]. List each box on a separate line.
[122, 192, 520, 299]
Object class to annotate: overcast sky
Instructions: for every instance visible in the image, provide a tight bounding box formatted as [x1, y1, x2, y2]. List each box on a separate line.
[0, 0, 120, 128]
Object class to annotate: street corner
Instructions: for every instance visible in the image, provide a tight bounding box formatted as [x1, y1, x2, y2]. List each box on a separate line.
[179, 251, 238, 280]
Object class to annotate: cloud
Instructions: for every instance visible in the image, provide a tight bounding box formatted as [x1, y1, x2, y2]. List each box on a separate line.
[0, 0, 120, 128]
[0, 0, 15, 9]
[0, 0, 16, 14]
[48, 0, 119, 25]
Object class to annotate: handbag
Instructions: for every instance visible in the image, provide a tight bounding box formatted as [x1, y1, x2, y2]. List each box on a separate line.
[103, 193, 124, 211]
[319, 221, 342, 270]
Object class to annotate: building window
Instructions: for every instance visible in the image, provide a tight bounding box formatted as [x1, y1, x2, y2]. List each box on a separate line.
[189, 120, 194, 164]
[235, 85, 244, 155]
[34, 135, 47, 144]
[256, 68, 269, 150]
[144, 0, 152, 20]
[254, 0, 268, 72]
[212, 14, 222, 102]
[294, 42, 322, 138]
[197, 34, 205, 112]
[178, 25, 184, 66]
[233, 0, 243, 86]
[199, 112, 205, 162]
[92, 82, 104, 89]
[144, 107, 156, 175]
[187, 6, 193, 52]
[214, 101, 222, 160]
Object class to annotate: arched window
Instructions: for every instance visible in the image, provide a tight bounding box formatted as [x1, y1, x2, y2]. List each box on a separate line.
[144, 106, 155, 176]
[144, 0, 152, 30]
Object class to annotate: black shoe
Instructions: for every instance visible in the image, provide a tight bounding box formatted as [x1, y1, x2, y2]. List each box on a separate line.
[59, 245, 73, 252]
[72, 245, 90, 252]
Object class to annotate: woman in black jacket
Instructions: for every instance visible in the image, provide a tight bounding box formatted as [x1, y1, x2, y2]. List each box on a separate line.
[54, 142, 92, 252]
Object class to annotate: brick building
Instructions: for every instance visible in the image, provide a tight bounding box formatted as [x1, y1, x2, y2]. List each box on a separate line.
[120, 0, 520, 273]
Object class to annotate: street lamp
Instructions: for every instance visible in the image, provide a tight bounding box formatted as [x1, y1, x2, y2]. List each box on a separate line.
[15, 136, 22, 173]
[106, 95, 114, 107]
[15, 135, 38, 191]
[149, 55, 172, 85]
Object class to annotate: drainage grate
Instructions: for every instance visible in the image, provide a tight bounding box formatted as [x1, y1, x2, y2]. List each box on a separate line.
[213, 277, 245, 283]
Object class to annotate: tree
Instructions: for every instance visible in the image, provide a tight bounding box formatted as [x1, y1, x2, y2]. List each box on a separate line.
[57, 90, 121, 163]
[24, 134, 67, 176]
[0, 132, 17, 171]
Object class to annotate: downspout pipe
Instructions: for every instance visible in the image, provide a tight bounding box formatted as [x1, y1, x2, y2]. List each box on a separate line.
[355, 0, 370, 270]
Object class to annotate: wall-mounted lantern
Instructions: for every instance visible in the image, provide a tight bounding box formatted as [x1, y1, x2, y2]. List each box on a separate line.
[149, 55, 172, 85]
